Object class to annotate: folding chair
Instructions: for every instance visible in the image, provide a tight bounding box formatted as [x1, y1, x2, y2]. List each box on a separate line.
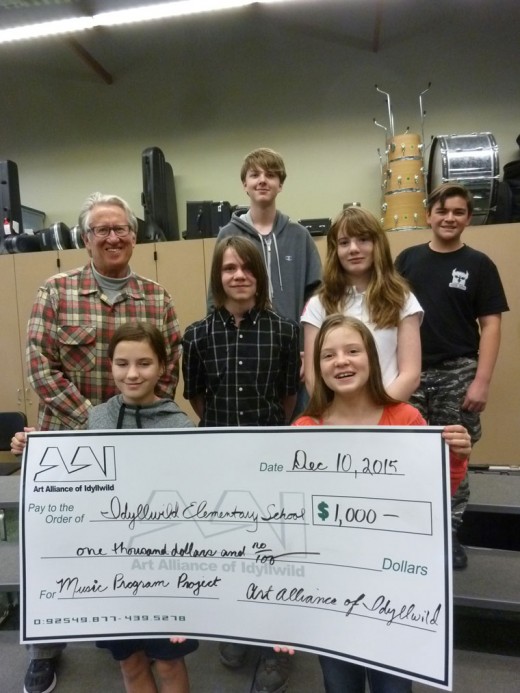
[0, 411, 27, 477]
[0, 411, 27, 539]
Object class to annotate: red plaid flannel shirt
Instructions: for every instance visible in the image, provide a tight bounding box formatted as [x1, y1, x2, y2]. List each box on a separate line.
[27, 263, 181, 431]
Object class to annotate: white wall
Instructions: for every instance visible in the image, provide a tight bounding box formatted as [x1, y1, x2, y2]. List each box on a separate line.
[1, 0, 519, 229]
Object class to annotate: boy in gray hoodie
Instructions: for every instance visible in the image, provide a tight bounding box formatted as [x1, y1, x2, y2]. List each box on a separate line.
[213, 147, 322, 326]
[210, 151, 319, 692]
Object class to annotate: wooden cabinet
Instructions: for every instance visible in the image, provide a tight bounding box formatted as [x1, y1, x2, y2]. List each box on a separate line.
[0, 255, 26, 414]
[128, 244, 159, 282]
[56, 248, 87, 273]
[155, 240, 207, 332]
[2, 224, 519, 464]
[155, 239, 207, 421]
[13, 251, 63, 425]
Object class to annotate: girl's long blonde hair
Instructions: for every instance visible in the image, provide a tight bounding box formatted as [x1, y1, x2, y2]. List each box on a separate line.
[318, 206, 410, 329]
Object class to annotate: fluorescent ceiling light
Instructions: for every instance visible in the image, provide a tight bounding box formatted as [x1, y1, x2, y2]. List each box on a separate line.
[97, 1, 284, 27]
[0, 0, 295, 44]
[0, 16, 95, 43]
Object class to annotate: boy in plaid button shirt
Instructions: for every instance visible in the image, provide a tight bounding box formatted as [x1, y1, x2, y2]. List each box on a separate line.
[182, 235, 300, 693]
[183, 236, 299, 427]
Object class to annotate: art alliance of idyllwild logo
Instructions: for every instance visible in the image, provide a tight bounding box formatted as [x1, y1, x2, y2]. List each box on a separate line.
[33, 443, 117, 483]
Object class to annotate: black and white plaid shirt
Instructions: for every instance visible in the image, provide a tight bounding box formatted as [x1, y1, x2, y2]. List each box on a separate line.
[182, 307, 300, 427]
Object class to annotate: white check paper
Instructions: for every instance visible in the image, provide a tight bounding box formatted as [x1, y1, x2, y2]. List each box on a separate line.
[21, 426, 452, 689]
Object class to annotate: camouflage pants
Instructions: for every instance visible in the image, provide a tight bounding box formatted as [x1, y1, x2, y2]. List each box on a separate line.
[410, 357, 481, 531]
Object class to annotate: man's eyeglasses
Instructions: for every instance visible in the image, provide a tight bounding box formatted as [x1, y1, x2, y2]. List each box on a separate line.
[88, 225, 133, 238]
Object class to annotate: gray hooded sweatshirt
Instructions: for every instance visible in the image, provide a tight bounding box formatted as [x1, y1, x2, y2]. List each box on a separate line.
[212, 210, 322, 325]
[88, 395, 194, 430]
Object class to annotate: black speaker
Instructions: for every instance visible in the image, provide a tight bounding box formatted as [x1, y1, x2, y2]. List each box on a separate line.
[0, 160, 23, 235]
[136, 217, 166, 244]
[141, 147, 179, 241]
[298, 218, 331, 236]
[186, 201, 232, 239]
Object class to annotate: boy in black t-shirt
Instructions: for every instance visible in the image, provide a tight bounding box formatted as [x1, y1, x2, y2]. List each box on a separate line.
[395, 182, 509, 569]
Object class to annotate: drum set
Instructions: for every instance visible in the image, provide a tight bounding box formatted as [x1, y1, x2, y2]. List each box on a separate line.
[427, 132, 499, 226]
[380, 131, 428, 232]
[374, 84, 499, 230]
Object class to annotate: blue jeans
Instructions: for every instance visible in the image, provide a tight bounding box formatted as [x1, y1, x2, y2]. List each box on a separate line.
[319, 656, 412, 693]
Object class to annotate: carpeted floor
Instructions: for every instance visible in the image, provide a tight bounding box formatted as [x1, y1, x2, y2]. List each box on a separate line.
[1, 608, 520, 692]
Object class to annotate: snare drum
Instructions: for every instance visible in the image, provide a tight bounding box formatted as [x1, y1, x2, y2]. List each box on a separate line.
[388, 133, 423, 162]
[427, 133, 499, 225]
[384, 158, 426, 194]
[382, 191, 428, 231]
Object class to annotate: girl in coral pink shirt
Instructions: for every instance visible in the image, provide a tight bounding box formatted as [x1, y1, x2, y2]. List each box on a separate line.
[291, 313, 470, 693]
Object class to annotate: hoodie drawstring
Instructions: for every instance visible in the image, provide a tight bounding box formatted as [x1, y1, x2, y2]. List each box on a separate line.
[258, 233, 283, 301]
[272, 233, 283, 292]
[116, 403, 143, 429]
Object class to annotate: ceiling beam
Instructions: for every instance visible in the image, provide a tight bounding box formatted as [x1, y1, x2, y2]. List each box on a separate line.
[65, 36, 113, 85]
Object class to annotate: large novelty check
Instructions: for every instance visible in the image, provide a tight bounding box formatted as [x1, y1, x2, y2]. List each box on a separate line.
[21, 426, 453, 689]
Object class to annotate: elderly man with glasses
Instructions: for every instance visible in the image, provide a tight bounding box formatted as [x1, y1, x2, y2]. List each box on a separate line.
[23, 192, 181, 693]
